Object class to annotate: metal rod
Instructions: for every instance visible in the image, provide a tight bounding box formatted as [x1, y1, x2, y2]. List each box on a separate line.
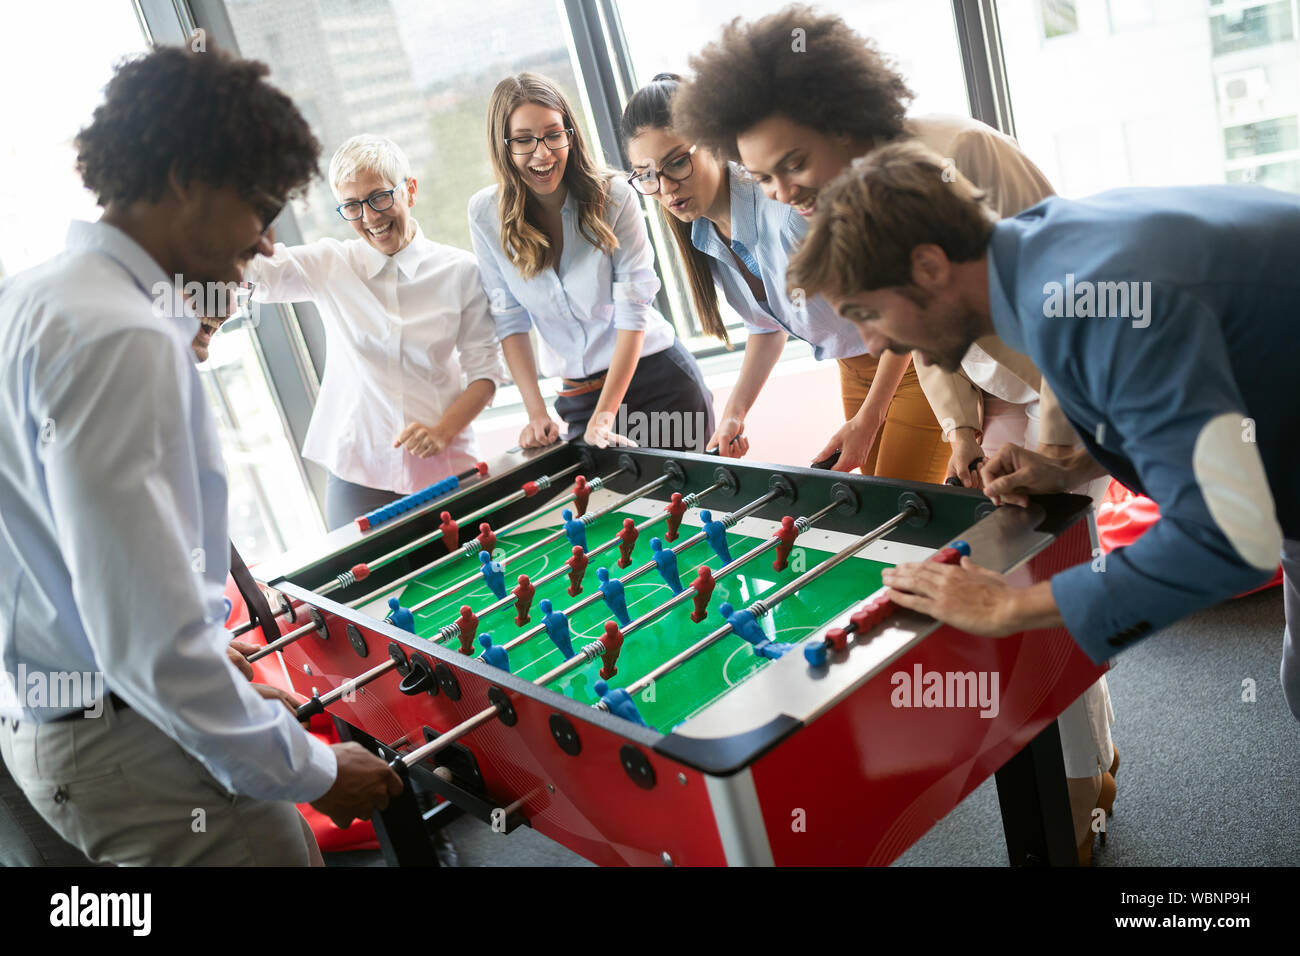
[394, 707, 500, 770]
[408, 472, 672, 615]
[245, 617, 321, 663]
[617, 505, 916, 698]
[500, 485, 783, 653]
[230, 608, 286, 638]
[431, 480, 727, 640]
[340, 463, 595, 600]
[531, 498, 842, 687]
[317, 658, 397, 707]
[389, 486, 793, 770]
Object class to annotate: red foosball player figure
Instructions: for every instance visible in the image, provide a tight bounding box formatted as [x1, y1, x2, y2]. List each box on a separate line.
[455, 605, 479, 655]
[439, 511, 459, 551]
[691, 566, 715, 623]
[616, 517, 638, 568]
[476, 522, 497, 554]
[599, 621, 624, 680]
[664, 492, 687, 542]
[566, 546, 589, 596]
[511, 574, 535, 626]
[773, 515, 800, 572]
[573, 475, 591, 517]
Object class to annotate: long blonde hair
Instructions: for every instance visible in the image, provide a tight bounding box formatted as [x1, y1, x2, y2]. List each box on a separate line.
[486, 73, 618, 279]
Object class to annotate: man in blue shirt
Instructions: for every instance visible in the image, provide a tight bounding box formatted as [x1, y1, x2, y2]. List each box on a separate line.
[788, 141, 1299, 720]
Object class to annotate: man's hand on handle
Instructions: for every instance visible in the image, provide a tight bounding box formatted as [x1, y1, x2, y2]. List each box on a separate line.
[980, 443, 1078, 506]
[311, 742, 405, 830]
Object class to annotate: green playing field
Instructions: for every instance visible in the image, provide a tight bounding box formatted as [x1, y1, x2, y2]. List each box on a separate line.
[387, 502, 888, 731]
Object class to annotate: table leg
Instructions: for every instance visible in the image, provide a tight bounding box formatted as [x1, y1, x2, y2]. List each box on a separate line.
[994, 718, 1078, 866]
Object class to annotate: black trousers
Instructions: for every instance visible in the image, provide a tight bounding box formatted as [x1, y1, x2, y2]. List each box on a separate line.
[554, 339, 715, 452]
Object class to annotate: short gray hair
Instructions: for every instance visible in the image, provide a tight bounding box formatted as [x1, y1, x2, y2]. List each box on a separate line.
[328, 134, 412, 196]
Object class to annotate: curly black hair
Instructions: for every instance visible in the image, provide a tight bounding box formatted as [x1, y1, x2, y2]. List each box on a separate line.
[75, 45, 320, 209]
[672, 4, 914, 161]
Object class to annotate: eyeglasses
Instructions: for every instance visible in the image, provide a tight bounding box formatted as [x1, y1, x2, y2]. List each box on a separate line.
[628, 146, 697, 196]
[336, 180, 408, 221]
[249, 190, 286, 235]
[505, 128, 574, 155]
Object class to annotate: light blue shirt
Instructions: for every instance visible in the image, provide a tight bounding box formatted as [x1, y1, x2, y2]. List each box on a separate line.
[689, 167, 866, 361]
[0, 220, 336, 803]
[987, 185, 1299, 664]
[467, 176, 676, 379]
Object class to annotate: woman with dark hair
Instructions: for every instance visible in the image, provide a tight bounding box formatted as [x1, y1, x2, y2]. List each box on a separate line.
[622, 74, 935, 479]
[673, 4, 1081, 490]
[468, 72, 714, 451]
[673, 4, 1119, 865]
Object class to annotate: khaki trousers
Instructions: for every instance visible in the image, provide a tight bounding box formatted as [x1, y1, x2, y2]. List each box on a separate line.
[838, 353, 949, 483]
[0, 704, 323, 867]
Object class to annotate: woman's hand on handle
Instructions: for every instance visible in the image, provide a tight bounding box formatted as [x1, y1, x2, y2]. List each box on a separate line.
[707, 416, 749, 458]
[519, 415, 561, 448]
[944, 427, 987, 490]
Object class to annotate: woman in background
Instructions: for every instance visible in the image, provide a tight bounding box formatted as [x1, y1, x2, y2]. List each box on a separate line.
[622, 73, 930, 478]
[247, 134, 504, 529]
[468, 72, 713, 451]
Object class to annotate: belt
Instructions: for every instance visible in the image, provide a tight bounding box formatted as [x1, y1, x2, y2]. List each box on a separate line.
[557, 373, 607, 398]
[50, 692, 131, 723]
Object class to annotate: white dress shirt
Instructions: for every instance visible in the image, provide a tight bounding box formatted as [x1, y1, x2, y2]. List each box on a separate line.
[467, 176, 676, 379]
[246, 224, 506, 494]
[0, 220, 336, 802]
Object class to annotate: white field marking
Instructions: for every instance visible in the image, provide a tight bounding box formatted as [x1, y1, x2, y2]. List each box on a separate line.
[500, 486, 627, 537]
[356, 536, 557, 621]
[616, 495, 933, 565]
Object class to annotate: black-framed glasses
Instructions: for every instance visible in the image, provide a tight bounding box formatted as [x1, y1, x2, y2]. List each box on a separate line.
[628, 146, 697, 195]
[336, 179, 407, 221]
[248, 189, 286, 235]
[505, 128, 574, 155]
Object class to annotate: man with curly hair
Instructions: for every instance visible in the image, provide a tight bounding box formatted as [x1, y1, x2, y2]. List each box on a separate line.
[0, 45, 401, 865]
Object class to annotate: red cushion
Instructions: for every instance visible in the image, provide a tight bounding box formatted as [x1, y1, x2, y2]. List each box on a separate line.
[1095, 481, 1282, 595]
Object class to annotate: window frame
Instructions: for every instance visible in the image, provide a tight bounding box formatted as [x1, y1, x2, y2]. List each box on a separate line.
[140, 0, 1006, 516]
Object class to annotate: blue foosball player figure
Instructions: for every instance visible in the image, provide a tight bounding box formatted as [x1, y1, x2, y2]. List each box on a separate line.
[594, 679, 647, 726]
[478, 549, 506, 598]
[700, 509, 732, 564]
[387, 596, 416, 633]
[720, 601, 788, 659]
[596, 567, 631, 625]
[539, 598, 574, 658]
[479, 633, 510, 671]
[561, 508, 587, 551]
[649, 537, 683, 593]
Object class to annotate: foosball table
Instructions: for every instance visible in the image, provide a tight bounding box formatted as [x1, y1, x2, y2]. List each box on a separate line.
[243, 443, 1106, 866]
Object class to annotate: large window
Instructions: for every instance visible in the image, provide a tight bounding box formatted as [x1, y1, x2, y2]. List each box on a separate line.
[0, 1, 325, 565]
[222, 0, 593, 252]
[997, 0, 1300, 197]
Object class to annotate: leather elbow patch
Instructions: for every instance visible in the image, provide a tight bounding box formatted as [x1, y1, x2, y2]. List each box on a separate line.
[1192, 412, 1282, 571]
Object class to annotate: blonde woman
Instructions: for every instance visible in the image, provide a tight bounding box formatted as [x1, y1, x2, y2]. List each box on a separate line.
[468, 73, 714, 451]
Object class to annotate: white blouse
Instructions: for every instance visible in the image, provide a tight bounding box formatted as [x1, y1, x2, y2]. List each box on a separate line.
[246, 224, 506, 494]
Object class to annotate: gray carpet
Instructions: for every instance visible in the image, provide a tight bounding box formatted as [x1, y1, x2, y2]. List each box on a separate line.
[328, 587, 1298, 867]
[897, 586, 1299, 866]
